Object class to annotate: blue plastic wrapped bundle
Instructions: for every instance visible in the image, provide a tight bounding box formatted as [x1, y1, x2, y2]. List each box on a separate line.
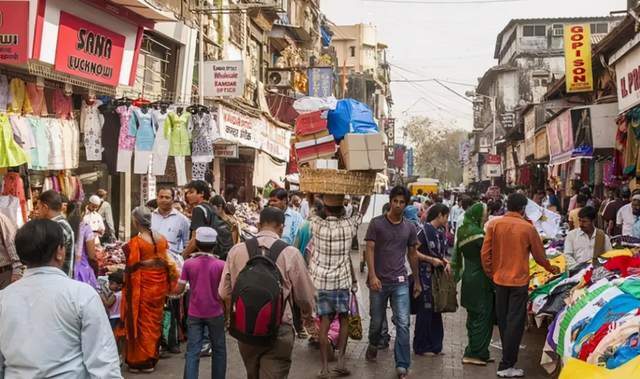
[327, 99, 378, 141]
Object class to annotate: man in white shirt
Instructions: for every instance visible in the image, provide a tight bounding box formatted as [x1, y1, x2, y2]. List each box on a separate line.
[0, 219, 121, 378]
[565, 206, 612, 268]
[616, 193, 640, 236]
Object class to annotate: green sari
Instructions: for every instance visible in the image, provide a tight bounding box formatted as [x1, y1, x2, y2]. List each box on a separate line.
[453, 203, 494, 361]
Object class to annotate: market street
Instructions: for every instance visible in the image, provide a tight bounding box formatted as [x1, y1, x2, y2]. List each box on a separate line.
[126, 252, 550, 379]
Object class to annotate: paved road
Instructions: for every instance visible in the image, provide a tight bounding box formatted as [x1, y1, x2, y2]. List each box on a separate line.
[126, 252, 552, 378]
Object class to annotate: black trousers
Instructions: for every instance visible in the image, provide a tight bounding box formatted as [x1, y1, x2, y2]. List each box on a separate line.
[495, 284, 528, 371]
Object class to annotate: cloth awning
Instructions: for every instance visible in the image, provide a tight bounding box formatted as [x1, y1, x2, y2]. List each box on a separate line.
[109, 0, 176, 22]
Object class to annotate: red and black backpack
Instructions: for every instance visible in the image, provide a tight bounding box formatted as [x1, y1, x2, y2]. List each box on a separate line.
[229, 238, 288, 346]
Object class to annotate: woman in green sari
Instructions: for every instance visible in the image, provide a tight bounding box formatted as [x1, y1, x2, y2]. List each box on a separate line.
[451, 202, 495, 366]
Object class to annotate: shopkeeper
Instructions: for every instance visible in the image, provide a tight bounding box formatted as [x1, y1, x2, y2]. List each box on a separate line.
[564, 206, 612, 269]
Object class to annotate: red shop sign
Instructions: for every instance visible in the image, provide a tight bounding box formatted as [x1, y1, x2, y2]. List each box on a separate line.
[0, 1, 29, 63]
[485, 154, 501, 165]
[54, 12, 125, 86]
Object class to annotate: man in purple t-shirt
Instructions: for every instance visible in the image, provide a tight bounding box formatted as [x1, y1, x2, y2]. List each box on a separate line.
[172, 227, 226, 379]
[364, 186, 420, 379]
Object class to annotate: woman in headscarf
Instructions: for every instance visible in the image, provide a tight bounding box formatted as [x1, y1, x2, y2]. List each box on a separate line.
[119, 206, 178, 373]
[452, 202, 494, 366]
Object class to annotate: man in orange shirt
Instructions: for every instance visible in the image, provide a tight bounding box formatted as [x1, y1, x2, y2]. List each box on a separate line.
[481, 193, 559, 378]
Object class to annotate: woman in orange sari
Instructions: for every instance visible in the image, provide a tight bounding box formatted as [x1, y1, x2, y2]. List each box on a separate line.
[120, 206, 178, 373]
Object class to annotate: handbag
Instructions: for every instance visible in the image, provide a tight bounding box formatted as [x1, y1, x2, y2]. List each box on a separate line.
[347, 291, 363, 340]
[432, 267, 458, 313]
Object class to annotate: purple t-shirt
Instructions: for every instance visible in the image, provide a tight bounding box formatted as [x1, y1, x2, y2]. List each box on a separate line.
[365, 215, 417, 285]
[180, 254, 225, 318]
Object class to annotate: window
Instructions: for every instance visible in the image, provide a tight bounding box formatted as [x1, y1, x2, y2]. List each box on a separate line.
[523, 24, 546, 37]
[590, 23, 608, 34]
[349, 46, 356, 57]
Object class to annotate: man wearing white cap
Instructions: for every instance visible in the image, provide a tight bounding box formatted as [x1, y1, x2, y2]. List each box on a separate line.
[617, 191, 640, 237]
[83, 195, 105, 235]
[172, 227, 227, 379]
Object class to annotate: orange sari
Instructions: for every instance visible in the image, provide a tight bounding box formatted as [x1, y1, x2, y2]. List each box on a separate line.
[119, 235, 178, 370]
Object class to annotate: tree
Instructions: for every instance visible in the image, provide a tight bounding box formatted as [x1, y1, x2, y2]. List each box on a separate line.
[403, 116, 466, 186]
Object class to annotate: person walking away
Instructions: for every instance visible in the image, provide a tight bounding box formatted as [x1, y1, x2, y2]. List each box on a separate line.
[568, 194, 587, 230]
[172, 227, 226, 379]
[565, 206, 612, 269]
[269, 188, 304, 245]
[219, 207, 316, 379]
[481, 193, 559, 378]
[35, 190, 75, 277]
[451, 203, 495, 366]
[365, 186, 421, 379]
[616, 191, 640, 237]
[309, 194, 371, 378]
[413, 204, 451, 356]
[602, 187, 628, 236]
[120, 206, 179, 373]
[0, 219, 121, 378]
[0, 212, 22, 290]
[152, 186, 191, 354]
[96, 189, 116, 242]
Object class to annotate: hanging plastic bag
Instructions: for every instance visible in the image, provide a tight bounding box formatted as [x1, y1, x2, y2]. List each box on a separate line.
[347, 291, 363, 340]
[293, 96, 338, 114]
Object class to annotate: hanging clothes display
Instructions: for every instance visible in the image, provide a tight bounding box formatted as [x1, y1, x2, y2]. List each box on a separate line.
[1, 172, 27, 222]
[80, 99, 104, 161]
[99, 102, 121, 175]
[52, 88, 73, 120]
[151, 107, 170, 176]
[45, 118, 65, 170]
[9, 115, 35, 159]
[130, 107, 156, 174]
[0, 113, 29, 168]
[116, 105, 136, 173]
[27, 117, 49, 170]
[164, 110, 191, 185]
[189, 111, 213, 181]
[8, 78, 31, 114]
[0, 75, 8, 112]
[26, 82, 48, 116]
[0, 195, 23, 227]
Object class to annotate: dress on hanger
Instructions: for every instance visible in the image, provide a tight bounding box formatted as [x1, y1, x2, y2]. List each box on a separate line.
[116, 105, 136, 173]
[26, 83, 48, 116]
[164, 111, 191, 185]
[0, 114, 28, 168]
[8, 78, 31, 114]
[45, 118, 65, 170]
[81, 99, 104, 161]
[189, 112, 213, 181]
[9, 115, 36, 156]
[53, 89, 73, 119]
[130, 108, 156, 174]
[151, 109, 170, 176]
[1, 172, 27, 223]
[27, 117, 49, 170]
[100, 103, 121, 175]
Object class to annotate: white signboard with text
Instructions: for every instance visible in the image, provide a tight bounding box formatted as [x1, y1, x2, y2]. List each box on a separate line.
[203, 60, 245, 98]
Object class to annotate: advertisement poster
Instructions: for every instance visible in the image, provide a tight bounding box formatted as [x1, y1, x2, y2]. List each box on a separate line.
[202, 61, 245, 98]
[564, 24, 593, 93]
[0, 1, 28, 63]
[308, 67, 334, 97]
[571, 107, 593, 157]
[54, 12, 125, 86]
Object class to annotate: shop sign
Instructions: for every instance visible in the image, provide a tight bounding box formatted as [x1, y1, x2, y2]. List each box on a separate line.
[308, 67, 334, 97]
[54, 12, 125, 87]
[485, 154, 501, 165]
[216, 106, 264, 149]
[564, 24, 593, 93]
[570, 107, 593, 157]
[202, 61, 245, 98]
[534, 129, 548, 159]
[260, 120, 291, 162]
[214, 144, 239, 159]
[614, 46, 640, 112]
[501, 112, 515, 129]
[547, 110, 573, 164]
[384, 118, 395, 160]
[0, 1, 28, 63]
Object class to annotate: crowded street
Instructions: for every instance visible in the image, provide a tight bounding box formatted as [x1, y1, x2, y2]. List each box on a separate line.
[1, 0, 640, 379]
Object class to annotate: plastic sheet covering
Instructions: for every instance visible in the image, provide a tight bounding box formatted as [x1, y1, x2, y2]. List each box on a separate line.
[327, 99, 378, 141]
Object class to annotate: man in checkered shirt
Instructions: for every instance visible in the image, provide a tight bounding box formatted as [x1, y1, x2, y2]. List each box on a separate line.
[308, 194, 370, 378]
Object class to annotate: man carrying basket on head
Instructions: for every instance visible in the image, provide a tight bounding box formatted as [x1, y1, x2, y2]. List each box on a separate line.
[308, 193, 371, 379]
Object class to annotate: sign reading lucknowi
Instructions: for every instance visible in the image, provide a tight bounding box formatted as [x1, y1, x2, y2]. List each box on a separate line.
[0, 1, 28, 63]
[54, 12, 125, 87]
[564, 24, 593, 93]
[203, 61, 245, 98]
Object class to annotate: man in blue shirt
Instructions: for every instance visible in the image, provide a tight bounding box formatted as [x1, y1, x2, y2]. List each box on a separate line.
[269, 188, 303, 245]
[151, 186, 190, 354]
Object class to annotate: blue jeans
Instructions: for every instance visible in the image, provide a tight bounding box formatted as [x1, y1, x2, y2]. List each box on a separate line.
[184, 315, 226, 379]
[368, 282, 411, 369]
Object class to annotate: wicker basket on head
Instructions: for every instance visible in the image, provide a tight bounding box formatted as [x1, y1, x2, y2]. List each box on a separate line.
[299, 167, 376, 195]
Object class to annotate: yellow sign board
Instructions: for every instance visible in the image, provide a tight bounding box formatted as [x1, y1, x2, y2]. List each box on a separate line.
[564, 24, 593, 93]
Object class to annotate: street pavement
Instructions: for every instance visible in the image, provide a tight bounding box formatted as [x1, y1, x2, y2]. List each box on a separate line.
[126, 252, 552, 378]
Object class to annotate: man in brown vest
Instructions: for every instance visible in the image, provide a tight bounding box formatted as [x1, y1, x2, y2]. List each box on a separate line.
[564, 206, 612, 269]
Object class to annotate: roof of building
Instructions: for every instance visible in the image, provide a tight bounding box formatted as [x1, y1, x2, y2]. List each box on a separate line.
[476, 64, 517, 94]
[493, 16, 624, 59]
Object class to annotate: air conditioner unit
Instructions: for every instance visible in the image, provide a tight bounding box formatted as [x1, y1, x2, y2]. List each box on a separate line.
[266, 69, 293, 89]
[552, 27, 563, 37]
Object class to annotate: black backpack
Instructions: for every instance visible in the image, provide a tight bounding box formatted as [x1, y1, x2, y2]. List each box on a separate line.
[195, 204, 234, 260]
[229, 238, 288, 346]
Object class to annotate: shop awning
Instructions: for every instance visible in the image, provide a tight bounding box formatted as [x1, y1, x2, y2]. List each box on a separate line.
[109, 0, 176, 22]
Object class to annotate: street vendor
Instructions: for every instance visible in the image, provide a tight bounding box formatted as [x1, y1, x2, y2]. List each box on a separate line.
[564, 206, 612, 269]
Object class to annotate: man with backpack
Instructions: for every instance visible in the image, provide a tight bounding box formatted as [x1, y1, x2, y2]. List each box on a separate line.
[219, 207, 316, 379]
